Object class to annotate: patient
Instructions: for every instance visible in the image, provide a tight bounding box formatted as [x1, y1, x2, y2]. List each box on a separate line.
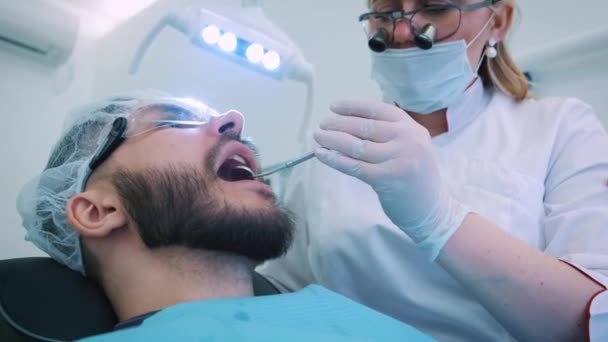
[16, 93, 432, 341]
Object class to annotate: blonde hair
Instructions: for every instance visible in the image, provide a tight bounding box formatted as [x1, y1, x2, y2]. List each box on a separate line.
[481, 0, 530, 101]
[366, 0, 531, 101]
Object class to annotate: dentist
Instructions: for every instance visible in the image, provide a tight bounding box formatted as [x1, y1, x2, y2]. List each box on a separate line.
[260, 0, 608, 340]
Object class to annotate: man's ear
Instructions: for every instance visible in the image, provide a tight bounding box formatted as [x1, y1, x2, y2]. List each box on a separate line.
[66, 190, 127, 238]
[490, 4, 514, 44]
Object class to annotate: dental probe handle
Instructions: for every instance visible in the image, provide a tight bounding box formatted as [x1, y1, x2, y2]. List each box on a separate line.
[255, 152, 316, 178]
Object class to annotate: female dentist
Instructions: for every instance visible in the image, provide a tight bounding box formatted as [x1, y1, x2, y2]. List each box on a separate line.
[259, 0, 608, 341]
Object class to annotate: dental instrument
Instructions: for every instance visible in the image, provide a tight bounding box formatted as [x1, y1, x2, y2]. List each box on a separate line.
[255, 152, 315, 178]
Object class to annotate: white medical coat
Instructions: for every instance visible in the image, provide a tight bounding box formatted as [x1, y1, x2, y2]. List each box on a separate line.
[259, 80, 608, 341]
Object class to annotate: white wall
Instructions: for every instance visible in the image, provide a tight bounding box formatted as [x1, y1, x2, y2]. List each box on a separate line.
[509, 0, 608, 124]
[1, 0, 607, 259]
[0, 35, 98, 258]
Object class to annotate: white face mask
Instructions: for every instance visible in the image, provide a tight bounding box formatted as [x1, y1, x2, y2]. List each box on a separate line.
[370, 15, 495, 114]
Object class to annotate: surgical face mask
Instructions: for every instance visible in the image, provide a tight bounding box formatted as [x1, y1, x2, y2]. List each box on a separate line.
[371, 15, 494, 114]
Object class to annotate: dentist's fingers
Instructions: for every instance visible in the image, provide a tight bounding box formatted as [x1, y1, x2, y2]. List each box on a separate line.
[330, 100, 412, 123]
[313, 129, 394, 163]
[319, 115, 398, 143]
[314, 148, 371, 181]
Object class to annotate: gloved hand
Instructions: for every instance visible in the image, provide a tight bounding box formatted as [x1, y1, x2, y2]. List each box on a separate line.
[313, 100, 470, 261]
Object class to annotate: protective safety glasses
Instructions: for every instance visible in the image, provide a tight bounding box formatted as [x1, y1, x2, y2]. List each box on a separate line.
[359, 0, 500, 46]
[87, 98, 222, 179]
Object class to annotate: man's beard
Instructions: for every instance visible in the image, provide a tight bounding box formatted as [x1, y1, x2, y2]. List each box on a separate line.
[110, 138, 294, 263]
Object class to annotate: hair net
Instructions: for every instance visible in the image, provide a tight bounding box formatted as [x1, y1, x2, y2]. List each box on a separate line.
[16, 90, 217, 274]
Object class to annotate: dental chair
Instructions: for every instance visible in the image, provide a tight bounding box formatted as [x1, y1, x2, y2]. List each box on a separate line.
[0, 257, 279, 341]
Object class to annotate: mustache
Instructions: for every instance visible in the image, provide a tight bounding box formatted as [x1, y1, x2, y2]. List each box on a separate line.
[239, 136, 259, 159]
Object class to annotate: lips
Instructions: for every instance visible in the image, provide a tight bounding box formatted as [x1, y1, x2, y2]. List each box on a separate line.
[215, 142, 258, 182]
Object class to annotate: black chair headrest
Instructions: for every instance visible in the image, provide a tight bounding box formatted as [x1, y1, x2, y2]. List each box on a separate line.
[0, 257, 279, 341]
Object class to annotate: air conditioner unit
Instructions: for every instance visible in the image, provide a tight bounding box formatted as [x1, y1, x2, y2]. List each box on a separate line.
[0, 1, 79, 67]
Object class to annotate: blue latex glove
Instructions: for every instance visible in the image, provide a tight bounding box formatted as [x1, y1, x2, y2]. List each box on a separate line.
[313, 100, 470, 260]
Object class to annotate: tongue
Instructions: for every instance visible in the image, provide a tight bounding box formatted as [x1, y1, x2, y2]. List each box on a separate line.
[230, 165, 255, 181]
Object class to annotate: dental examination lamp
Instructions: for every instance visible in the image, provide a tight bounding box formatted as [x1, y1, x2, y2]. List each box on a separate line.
[129, 1, 315, 143]
[368, 23, 437, 52]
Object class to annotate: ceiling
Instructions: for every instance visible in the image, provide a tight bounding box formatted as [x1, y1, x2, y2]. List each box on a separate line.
[51, 0, 160, 38]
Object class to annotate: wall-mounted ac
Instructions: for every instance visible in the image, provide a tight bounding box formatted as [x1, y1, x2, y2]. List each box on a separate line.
[0, 1, 79, 67]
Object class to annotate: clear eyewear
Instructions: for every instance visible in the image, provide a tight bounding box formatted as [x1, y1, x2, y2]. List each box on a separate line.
[88, 99, 222, 173]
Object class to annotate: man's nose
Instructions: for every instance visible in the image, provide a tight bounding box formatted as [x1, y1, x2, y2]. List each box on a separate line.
[209, 110, 245, 136]
[391, 20, 417, 49]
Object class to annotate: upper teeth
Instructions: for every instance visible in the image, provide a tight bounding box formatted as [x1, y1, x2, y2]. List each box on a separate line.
[229, 155, 247, 165]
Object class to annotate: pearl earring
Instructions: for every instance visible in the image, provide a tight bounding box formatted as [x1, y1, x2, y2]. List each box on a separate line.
[485, 38, 498, 59]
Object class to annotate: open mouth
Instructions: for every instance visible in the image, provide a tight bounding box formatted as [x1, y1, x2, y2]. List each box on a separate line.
[217, 154, 256, 182]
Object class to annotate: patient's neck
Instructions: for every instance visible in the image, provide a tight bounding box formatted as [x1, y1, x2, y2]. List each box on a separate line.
[103, 247, 255, 321]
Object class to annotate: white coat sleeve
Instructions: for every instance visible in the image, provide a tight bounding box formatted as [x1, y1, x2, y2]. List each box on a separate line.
[542, 99, 608, 341]
[256, 143, 321, 292]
